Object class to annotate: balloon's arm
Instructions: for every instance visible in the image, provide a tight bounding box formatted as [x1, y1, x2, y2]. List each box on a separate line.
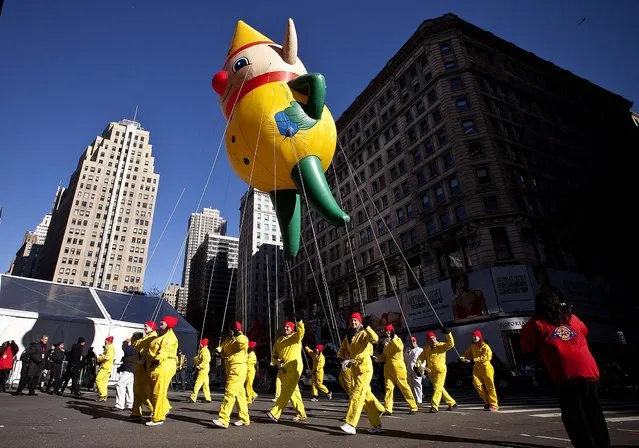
[288, 73, 326, 120]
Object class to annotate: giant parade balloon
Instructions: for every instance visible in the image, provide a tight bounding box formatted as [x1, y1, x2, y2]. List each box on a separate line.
[211, 18, 350, 259]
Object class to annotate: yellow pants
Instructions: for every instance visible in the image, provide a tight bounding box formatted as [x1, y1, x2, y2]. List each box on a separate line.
[274, 370, 282, 398]
[428, 369, 456, 410]
[149, 363, 176, 423]
[311, 371, 329, 397]
[270, 368, 306, 420]
[218, 364, 250, 426]
[245, 367, 257, 403]
[131, 366, 153, 417]
[190, 369, 211, 402]
[384, 367, 418, 413]
[95, 367, 110, 398]
[345, 367, 381, 428]
[339, 369, 351, 396]
[473, 363, 498, 408]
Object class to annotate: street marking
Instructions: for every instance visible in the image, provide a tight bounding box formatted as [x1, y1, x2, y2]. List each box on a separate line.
[470, 427, 500, 432]
[606, 416, 639, 423]
[520, 434, 571, 442]
[446, 411, 470, 415]
[385, 416, 403, 419]
[499, 408, 558, 414]
[532, 411, 625, 418]
[617, 428, 639, 433]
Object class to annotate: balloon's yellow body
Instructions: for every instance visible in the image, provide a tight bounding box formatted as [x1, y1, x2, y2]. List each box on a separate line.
[226, 83, 337, 192]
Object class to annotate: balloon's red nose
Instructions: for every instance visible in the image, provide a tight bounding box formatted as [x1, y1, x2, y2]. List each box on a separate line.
[212, 70, 228, 96]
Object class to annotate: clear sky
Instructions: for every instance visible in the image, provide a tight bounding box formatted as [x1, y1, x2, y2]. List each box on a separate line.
[0, 0, 637, 292]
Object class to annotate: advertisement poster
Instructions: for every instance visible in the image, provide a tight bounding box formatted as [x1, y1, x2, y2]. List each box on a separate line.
[491, 265, 535, 313]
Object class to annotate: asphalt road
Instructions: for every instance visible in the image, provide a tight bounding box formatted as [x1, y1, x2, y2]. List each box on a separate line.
[0, 388, 637, 447]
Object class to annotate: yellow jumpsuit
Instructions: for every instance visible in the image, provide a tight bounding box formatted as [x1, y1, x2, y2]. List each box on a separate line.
[419, 333, 456, 411]
[304, 347, 329, 397]
[338, 337, 385, 412]
[147, 329, 179, 423]
[462, 341, 498, 409]
[95, 343, 115, 399]
[131, 331, 156, 417]
[269, 321, 307, 420]
[342, 326, 382, 428]
[245, 350, 258, 404]
[378, 336, 418, 413]
[217, 333, 250, 426]
[274, 370, 282, 399]
[190, 346, 211, 402]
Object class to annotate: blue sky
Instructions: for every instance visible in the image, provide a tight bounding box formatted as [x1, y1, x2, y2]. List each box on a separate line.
[0, 0, 637, 292]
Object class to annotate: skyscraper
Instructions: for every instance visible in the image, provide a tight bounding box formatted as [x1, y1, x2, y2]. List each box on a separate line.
[180, 208, 227, 313]
[36, 118, 159, 292]
[236, 188, 285, 335]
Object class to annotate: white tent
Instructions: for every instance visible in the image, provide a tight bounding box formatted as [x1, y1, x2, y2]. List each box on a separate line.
[0, 274, 198, 385]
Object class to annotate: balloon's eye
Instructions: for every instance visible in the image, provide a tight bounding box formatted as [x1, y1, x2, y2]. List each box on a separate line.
[233, 57, 249, 73]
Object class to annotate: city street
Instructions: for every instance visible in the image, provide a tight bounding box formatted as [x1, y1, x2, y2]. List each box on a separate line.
[0, 388, 637, 447]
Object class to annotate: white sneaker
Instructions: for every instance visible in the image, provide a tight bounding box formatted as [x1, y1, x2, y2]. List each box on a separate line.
[212, 419, 229, 429]
[233, 420, 249, 426]
[145, 420, 164, 426]
[327, 391, 333, 400]
[311, 398, 318, 402]
[367, 425, 383, 434]
[340, 423, 356, 435]
[271, 398, 277, 402]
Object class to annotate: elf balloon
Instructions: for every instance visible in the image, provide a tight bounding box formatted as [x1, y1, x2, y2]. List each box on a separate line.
[211, 19, 350, 259]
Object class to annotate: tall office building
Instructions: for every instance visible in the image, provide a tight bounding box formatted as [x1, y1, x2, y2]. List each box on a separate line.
[187, 234, 239, 338]
[8, 232, 41, 278]
[36, 118, 160, 292]
[162, 282, 180, 308]
[236, 188, 285, 334]
[288, 13, 636, 362]
[180, 208, 227, 312]
[33, 214, 52, 245]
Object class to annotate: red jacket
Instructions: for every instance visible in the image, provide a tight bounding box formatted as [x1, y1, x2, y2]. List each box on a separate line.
[0, 346, 15, 370]
[520, 314, 599, 384]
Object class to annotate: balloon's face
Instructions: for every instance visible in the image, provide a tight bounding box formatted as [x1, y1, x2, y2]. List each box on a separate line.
[212, 44, 307, 117]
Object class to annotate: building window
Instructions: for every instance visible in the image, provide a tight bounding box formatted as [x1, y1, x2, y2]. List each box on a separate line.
[416, 170, 426, 185]
[455, 97, 469, 110]
[437, 130, 448, 146]
[412, 150, 422, 163]
[455, 204, 466, 221]
[462, 119, 477, 134]
[449, 177, 460, 195]
[490, 227, 512, 260]
[426, 219, 436, 235]
[440, 42, 452, 56]
[427, 89, 438, 105]
[439, 212, 450, 229]
[421, 192, 432, 209]
[445, 61, 457, 70]
[435, 185, 445, 203]
[429, 162, 440, 178]
[450, 77, 463, 90]
[432, 108, 443, 124]
[475, 167, 491, 184]
[442, 152, 454, 170]
[484, 196, 500, 214]
[469, 141, 483, 157]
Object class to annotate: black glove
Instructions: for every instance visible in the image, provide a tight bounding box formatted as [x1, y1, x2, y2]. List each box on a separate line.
[151, 360, 159, 368]
[214, 351, 223, 358]
[362, 316, 372, 328]
[441, 327, 451, 335]
[413, 366, 423, 377]
[233, 329, 241, 338]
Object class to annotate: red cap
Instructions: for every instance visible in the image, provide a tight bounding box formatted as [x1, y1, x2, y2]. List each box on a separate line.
[200, 338, 209, 347]
[162, 315, 179, 329]
[284, 321, 295, 331]
[472, 329, 483, 339]
[248, 341, 257, 349]
[315, 344, 324, 352]
[144, 321, 157, 331]
[105, 336, 114, 343]
[427, 331, 436, 339]
[385, 324, 394, 332]
[350, 312, 362, 324]
[232, 321, 242, 331]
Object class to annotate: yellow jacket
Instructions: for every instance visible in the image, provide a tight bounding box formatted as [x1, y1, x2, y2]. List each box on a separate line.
[194, 346, 211, 373]
[147, 329, 179, 368]
[271, 321, 305, 374]
[97, 344, 115, 371]
[219, 333, 249, 367]
[419, 333, 455, 373]
[339, 326, 379, 374]
[378, 336, 406, 374]
[304, 347, 325, 373]
[133, 331, 157, 370]
[462, 340, 493, 366]
[247, 351, 257, 372]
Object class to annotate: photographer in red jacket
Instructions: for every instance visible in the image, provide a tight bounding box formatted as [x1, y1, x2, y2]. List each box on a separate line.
[521, 291, 609, 448]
